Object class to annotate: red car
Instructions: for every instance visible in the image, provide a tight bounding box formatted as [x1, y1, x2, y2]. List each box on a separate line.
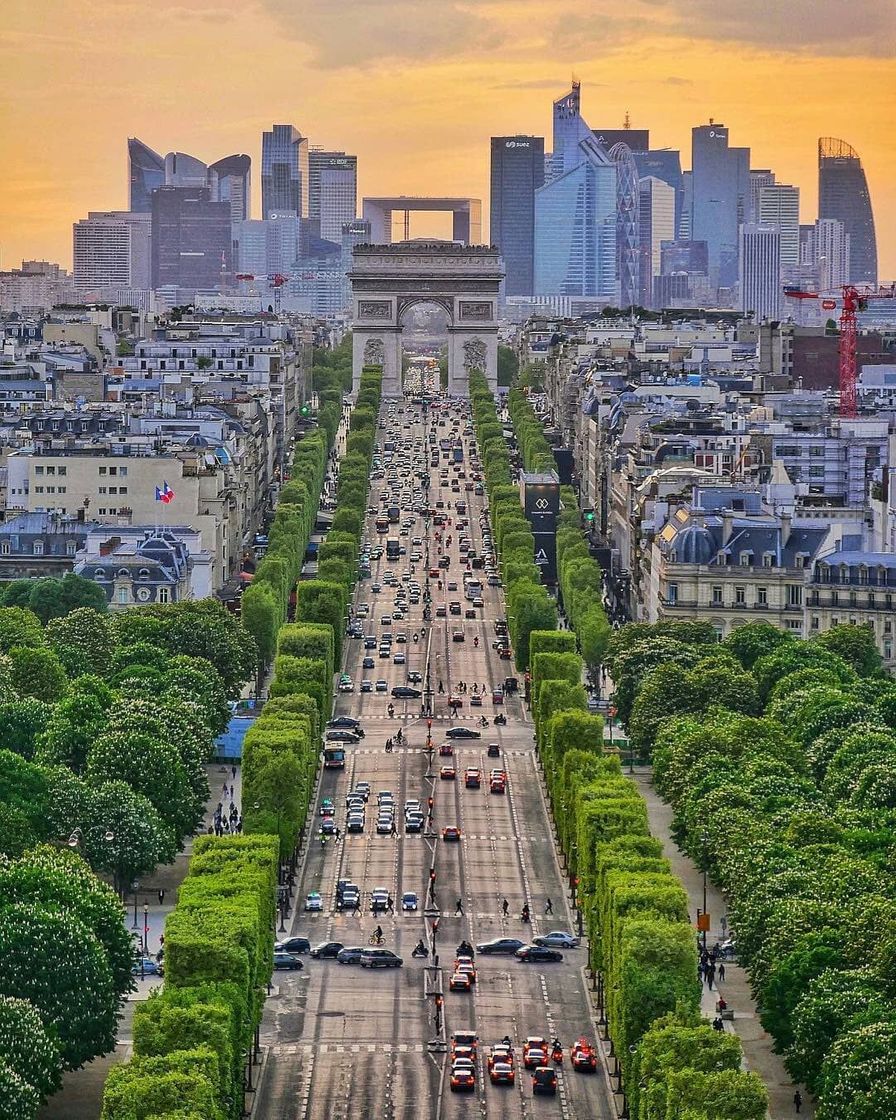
[570, 1037, 598, 1073]
[442, 826, 462, 842]
[440, 764, 457, 780]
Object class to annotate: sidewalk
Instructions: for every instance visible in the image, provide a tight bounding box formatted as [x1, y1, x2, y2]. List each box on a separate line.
[38, 761, 243, 1120]
[633, 771, 813, 1120]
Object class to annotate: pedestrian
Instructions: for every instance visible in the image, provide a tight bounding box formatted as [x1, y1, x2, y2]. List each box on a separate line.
[545, 897, 553, 915]
[353, 897, 361, 916]
[231, 764, 237, 780]
[438, 680, 445, 694]
[706, 964, 716, 988]
[455, 898, 464, 916]
[793, 1091, 802, 1114]
[502, 898, 509, 917]
[335, 827, 342, 841]
[712, 1016, 724, 1033]
[157, 889, 166, 906]
[236, 816, 243, 834]
[391, 820, 397, 837]
[718, 961, 726, 983]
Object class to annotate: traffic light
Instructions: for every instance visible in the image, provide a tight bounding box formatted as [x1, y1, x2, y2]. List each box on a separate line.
[583, 509, 595, 525]
[300, 403, 311, 417]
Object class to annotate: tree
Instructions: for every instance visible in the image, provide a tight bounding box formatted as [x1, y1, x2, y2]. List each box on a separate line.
[20, 574, 107, 624]
[0, 903, 118, 1069]
[45, 608, 116, 677]
[240, 583, 280, 671]
[0, 607, 43, 653]
[0, 700, 51, 760]
[814, 623, 885, 678]
[0, 1063, 40, 1120]
[497, 344, 519, 387]
[150, 602, 256, 694]
[33, 676, 112, 772]
[723, 621, 795, 670]
[0, 750, 50, 854]
[7, 646, 68, 702]
[817, 1021, 896, 1120]
[0, 994, 62, 1106]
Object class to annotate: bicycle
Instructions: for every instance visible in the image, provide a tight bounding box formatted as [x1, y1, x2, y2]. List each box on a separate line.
[368, 933, 385, 945]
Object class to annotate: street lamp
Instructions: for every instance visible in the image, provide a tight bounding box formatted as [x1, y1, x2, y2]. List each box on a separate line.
[700, 831, 710, 950]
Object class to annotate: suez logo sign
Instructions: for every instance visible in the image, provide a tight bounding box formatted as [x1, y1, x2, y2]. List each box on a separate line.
[505, 141, 531, 149]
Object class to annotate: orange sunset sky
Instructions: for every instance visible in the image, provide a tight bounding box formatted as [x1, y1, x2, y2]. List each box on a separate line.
[1, 0, 894, 278]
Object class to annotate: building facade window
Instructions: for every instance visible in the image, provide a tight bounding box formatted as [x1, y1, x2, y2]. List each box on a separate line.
[158, 588, 170, 604]
[711, 585, 723, 606]
[735, 586, 746, 605]
[757, 586, 768, 606]
[788, 584, 803, 607]
[667, 583, 678, 605]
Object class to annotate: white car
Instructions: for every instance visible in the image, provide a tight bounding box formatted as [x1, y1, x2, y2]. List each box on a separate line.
[532, 930, 580, 949]
[304, 892, 324, 912]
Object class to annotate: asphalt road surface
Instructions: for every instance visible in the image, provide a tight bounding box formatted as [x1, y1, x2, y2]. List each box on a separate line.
[254, 385, 613, 1120]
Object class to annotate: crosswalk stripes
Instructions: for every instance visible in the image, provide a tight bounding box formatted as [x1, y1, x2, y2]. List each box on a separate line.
[274, 1042, 427, 1056]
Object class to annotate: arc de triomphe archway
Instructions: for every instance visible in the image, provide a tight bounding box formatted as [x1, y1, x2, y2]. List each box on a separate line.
[349, 241, 504, 398]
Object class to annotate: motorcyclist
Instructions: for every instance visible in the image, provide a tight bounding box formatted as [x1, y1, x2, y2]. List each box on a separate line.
[473, 636, 479, 648]
[413, 939, 428, 957]
[387, 704, 395, 718]
[521, 904, 530, 923]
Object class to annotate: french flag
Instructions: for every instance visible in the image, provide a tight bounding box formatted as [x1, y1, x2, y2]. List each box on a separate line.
[155, 481, 175, 504]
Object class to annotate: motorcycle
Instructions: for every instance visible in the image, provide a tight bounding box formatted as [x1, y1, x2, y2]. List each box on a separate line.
[551, 1042, 564, 1065]
[411, 943, 429, 959]
[494, 713, 507, 726]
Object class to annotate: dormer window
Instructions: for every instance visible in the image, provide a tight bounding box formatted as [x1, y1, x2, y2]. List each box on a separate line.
[762, 552, 774, 568]
[138, 567, 151, 580]
[740, 551, 753, 567]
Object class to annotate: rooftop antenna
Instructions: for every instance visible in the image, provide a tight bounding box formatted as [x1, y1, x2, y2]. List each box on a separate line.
[623, 110, 631, 130]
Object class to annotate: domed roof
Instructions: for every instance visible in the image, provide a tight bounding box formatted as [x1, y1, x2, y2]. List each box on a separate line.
[671, 524, 716, 565]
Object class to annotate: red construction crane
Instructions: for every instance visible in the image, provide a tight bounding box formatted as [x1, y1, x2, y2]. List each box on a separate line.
[234, 273, 289, 313]
[784, 284, 896, 418]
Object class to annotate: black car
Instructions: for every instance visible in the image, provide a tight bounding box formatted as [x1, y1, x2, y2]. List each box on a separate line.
[476, 937, 526, 955]
[446, 727, 481, 740]
[275, 936, 310, 955]
[515, 945, 563, 963]
[391, 686, 422, 699]
[273, 952, 304, 971]
[326, 729, 362, 743]
[327, 716, 362, 729]
[310, 942, 345, 959]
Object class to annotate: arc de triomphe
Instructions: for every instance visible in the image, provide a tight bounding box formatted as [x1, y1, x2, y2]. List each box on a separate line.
[349, 242, 504, 398]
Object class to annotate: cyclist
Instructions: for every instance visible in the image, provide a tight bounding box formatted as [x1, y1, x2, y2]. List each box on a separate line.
[374, 925, 383, 944]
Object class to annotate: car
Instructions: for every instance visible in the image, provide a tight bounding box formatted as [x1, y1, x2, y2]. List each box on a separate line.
[354, 781, 370, 798]
[391, 685, 421, 699]
[273, 952, 304, 971]
[131, 956, 163, 976]
[446, 726, 481, 739]
[310, 942, 344, 959]
[346, 813, 365, 833]
[325, 729, 361, 743]
[442, 826, 462, 842]
[440, 764, 456, 780]
[275, 936, 311, 955]
[488, 1045, 514, 1070]
[452, 630, 465, 643]
[476, 937, 526, 955]
[490, 776, 506, 794]
[320, 816, 337, 834]
[570, 1037, 598, 1072]
[304, 891, 323, 912]
[370, 888, 390, 912]
[515, 945, 564, 963]
[393, 652, 406, 665]
[327, 716, 362, 730]
[470, 693, 482, 707]
[405, 814, 424, 833]
[360, 949, 403, 968]
[492, 689, 504, 705]
[450, 1065, 476, 1093]
[455, 960, 477, 984]
[362, 656, 375, 669]
[375, 679, 388, 693]
[523, 1038, 548, 1069]
[450, 971, 473, 992]
[360, 680, 373, 693]
[464, 768, 481, 789]
[532, 1066, 558, 1095]
[449, 602, 462, 616]
[407, 671, 423, 684]
[320, 797, 335, 816]
[336, 885, 361, 907]
[376, 816, 393, 834]
[533, 931, 580, 949]
[337, 679, 354, 693]
[336, 945, 365, 965]
[447, 695, 462, 709]
[487, 742, 501, 757]
[490, 1062, 515, 1086]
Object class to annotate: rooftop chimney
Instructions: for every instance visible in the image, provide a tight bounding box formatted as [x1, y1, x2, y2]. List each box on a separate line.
[781, 512, 792, 548]
[721, 511, 733, 545]
[98, 536, 121, 557]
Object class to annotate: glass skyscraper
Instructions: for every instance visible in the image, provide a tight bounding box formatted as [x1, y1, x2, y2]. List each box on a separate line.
[535, 85, 617, 299]
[262, 125, 309, 220]
[209, 154, 251, 225]
[490, 136, 544, 296]
[128, 138, 165, 213]
[151, 187, 232, 290]
[690, 122, 750, 291]
[818, 137, 877, 287]
[308, 151, 357, 243]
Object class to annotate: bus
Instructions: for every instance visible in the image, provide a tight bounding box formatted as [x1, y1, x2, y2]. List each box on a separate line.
[386, 538, 401, 561]
[464, 579, 483, 601]
[324, 745, 346, 769]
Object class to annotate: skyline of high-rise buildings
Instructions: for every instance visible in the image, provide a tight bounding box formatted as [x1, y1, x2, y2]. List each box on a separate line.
[818, 137, 878, 287]
[261, 124, 309, 220]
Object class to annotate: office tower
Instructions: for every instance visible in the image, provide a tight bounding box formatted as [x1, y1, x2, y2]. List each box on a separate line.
[150, 187, 231, 289]
[210, 155, 251, 224]
[262, 124, 309, 219]
[749, 170, 775, 222]
[308, 151, 357, 243]
[633, 149, 683, 237]
[759, 183, 800, 270]
[164, 152, 209, 189]
[638, 177, 675, 305]
[73, 211, 152, 290]
[128, 138, 165, 213]
[815, 218, 851, 292]
[490, 135, 545, 296]
[535, 85, 617, 299]
[691, 121, 750, 291]
[739, 224, 781, 320]
[679, 171, 692, 239]
[593, 127, 649, 152]
[266, 212, 300, 274]
[818, 137, 877, 286]
[609, 143, 640, 309]
[235, 220, 268, 275]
